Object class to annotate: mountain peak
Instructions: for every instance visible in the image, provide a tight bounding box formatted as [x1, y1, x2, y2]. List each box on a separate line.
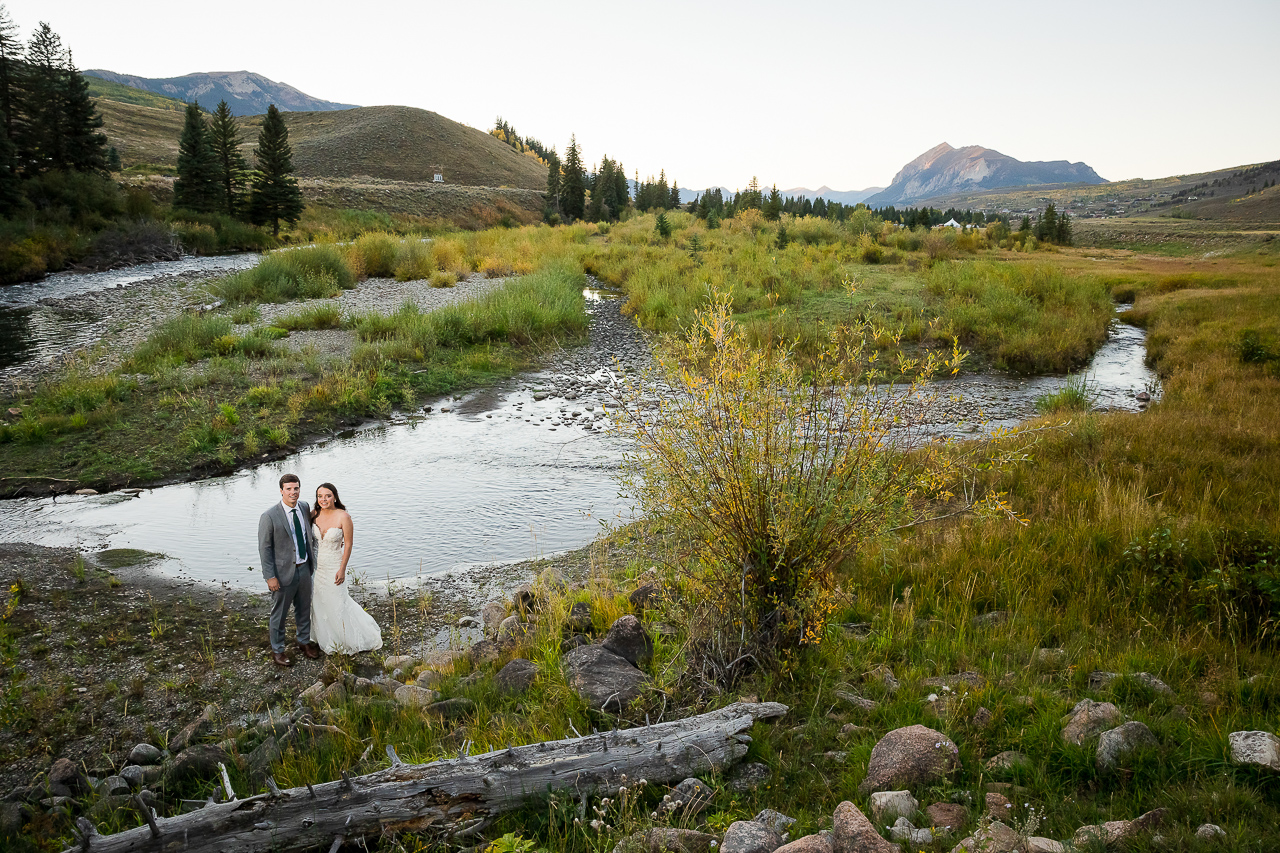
[866, 143, 1104, 206]
[83, 69, 357, 116]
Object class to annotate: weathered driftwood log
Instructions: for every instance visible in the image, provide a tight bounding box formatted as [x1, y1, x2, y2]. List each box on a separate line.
[68, 701, 788, 853]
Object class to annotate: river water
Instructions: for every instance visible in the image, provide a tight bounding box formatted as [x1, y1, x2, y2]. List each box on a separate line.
[0, 263, 1159, 590]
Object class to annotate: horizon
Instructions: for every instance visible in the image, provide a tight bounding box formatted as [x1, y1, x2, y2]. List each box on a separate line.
[15, 0, 1280, 192]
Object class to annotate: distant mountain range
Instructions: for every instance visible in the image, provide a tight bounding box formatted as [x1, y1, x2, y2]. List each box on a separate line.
[864, 143, 1105, 207]
[780, 185, 884, 205]
[83, 70, 357, 116]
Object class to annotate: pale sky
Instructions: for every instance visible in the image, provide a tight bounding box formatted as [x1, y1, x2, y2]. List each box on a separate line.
[16, 0, 1280, 192]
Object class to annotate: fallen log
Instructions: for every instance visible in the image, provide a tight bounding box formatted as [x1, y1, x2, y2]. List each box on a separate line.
[68, 701, 787, 853]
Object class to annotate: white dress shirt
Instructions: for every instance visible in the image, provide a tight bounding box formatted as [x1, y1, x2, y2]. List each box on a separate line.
[281, 500, 309, 564]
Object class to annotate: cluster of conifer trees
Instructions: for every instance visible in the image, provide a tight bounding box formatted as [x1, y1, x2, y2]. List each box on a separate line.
[0, 11, 110, 216]
[173, 102, 302, 236]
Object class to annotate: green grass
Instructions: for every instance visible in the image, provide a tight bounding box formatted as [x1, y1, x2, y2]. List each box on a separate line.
[274, 304, 343, 331]
[1035, 374, 1094, 414]
[216, 244, 356, 304]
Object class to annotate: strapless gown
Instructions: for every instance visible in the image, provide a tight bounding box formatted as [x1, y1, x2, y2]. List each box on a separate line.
[310, 524, 382, 655]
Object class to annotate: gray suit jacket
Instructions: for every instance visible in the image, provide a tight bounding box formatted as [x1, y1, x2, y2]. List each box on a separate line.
[259, 501, 317, 587]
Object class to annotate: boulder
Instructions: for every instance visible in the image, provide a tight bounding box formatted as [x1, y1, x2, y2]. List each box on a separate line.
[468, 639, 501, 668]
[170, 703, 220, 752]
[1195, 824, 1226, 842]
[1026, 839, 1064, 853]
[834, 691, 879, 712]
[383, 654, 418, 672]
[926, 802, 968, 831]
[567, 601, 594, 633]
[481, 601, 507, 637]
[1228, 730, 1280, 770]
[727, 762, 771, 792]
[394, 685, 441, 707]
[299, 681, 326, 705]
[47, 758, 86, 794]
[126, 743, 162, 766]
[1060, 699, 1122, 745]
[858, 725, 960, 794]
[971, 707, 994, 729]
[951, 821, 1021, 853]
[320, 682, 347, 705]
[774, 836, 831, 853]
[1096, 721, 1159, 770]
[118, 765, 145, 789]
[661, 777, 713, 816]
[985, 792, 1011, 819]
[721, 820, 783, 853]
[753, 809, 797, 835]
[415, 670, 445, 689]
[1072, 808, 1167, 848]
[890, 817, 933, 845]
[602, 615, 653, 667]
[612, 828, 716, 853]
[164, 744, 230, 785]
[495, 658, 539, 695]
[869, 790, 918, 824]
[246, 736, 280, 784]
[497, 615, 533, 646]
[425, 698, 476, 720]
[563, 644, 648, 711]
[629, 582, 659, 612]
[423, 649, 467, 672]
[985, 750, 1031, 773]
[832, 801, 897, 853]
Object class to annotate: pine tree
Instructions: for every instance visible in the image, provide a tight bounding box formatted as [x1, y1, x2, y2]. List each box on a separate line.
[59, 51, 107, 173]
[544, 147, 561, 219]
[106, 146, 121, 172]
[1055, 209, 1073, 246]
[248, 104, 303, 236]
[765, 184, 782, 221]
[612, 161, 628, 212]
[16, 23, 67, 173]
[208, 100, 248, 217]
[1036, 203, 1058, 243]
[0, 5, 21, 146]
[558, 135, 585, 221]
[669, 180, 681, 210]
[0, 108, 22, 215]
[173, 102, 220, 212]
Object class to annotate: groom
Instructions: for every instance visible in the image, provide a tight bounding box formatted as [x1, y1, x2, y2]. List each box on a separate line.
[258, 473, 320, 667]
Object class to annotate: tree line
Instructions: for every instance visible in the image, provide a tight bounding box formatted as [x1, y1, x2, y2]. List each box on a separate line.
[0, 9, 109, 216]
[173, 100, 303, 236]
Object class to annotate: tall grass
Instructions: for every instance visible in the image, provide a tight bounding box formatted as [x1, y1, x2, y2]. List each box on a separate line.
[125, 314, 280, 371]
[216, 244, 356, 304]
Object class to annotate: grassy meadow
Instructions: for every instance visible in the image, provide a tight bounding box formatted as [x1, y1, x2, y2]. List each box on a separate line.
[6, 208, 1280, 851]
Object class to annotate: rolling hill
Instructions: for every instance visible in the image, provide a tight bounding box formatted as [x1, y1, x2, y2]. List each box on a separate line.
[84, 69, 356, 116]
[865, 142, 1105, 207]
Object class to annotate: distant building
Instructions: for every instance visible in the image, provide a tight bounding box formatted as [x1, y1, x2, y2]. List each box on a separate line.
[939, 218, 962, 228]
[433, 173, 444, 183]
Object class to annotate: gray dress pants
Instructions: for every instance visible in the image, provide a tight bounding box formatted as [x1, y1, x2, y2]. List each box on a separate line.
[268, 564, 313, 653]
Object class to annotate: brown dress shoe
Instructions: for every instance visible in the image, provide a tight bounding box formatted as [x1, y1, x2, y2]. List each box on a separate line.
[300, 642, 321, 660]
[272, 651, 293, 667]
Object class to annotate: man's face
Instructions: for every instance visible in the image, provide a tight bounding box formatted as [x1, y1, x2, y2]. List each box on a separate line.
[281, 481, 300, 507]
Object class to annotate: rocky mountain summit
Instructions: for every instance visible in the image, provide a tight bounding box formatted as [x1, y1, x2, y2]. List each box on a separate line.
[865, 142, 1105, 206]
[83, 69, 357, 115]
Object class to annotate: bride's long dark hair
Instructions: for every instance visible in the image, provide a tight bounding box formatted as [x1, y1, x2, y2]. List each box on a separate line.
[311, 482, 347, 520]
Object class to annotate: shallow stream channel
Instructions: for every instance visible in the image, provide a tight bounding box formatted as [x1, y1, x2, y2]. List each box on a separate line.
[0, 263, 1159, 592]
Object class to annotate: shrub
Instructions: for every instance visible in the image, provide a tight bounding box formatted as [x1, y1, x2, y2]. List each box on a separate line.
[392, 240, 435, 281]
[276, 304, 344, 331]
[217, 244, 356, 304]
[352, 232, 401, 278]
[857, 232, 883, 264]
[429, 270, 457, 288]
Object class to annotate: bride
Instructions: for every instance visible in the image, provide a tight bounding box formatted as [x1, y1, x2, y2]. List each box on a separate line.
[309, 483, 382, 655]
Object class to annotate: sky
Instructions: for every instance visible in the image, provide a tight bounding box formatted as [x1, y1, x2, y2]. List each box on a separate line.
[14, 0, 1280, 193]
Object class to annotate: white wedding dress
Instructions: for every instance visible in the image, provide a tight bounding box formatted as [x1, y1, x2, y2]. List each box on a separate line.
[311, 524, 383, 655]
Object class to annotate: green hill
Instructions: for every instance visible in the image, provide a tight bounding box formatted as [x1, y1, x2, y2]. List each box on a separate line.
[85, 75, 188, 112]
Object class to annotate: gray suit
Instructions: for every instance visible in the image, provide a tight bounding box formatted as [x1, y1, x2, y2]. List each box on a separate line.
[258, 501, 316, 653]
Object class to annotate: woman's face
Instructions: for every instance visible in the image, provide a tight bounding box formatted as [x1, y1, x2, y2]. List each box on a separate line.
[316, 488, 335, 509]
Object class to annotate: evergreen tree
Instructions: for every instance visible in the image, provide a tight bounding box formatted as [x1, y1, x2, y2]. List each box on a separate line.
[1018, 215, 1031, 235]
[1036, 203, 1058, 243]
[669, 180, 681, 210]
[544, 147, 561, 219]
[248, 104, 303, 236]
[208, 100, 248, 217]
[612, 160, 628, 211]
[558, 135, 585, 221]
[59, 51, 107, 173]
[655, 169, 669, 210]
[1055, 209, 1073, 246]
[0, 108, 22, 215]
[0, 5, 21, 146]
[173, 102, 220, 213]
[106, 146, 121, 172]
[16, 23, 67, 173]
[765, 184, 782, 221]
[654, 211, 671, 239]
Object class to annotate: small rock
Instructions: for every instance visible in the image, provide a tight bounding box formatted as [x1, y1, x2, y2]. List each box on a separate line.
[602, 614, 653, 667]
[383, 654, 418, 672]
[457, 616, 481, 629]
[1088, 670, 1119, 690]
[720, 820, 783, 853]
[39, 796, 74, 809]
[89, 794, 131, 819]
[0, 801, 25, 834]
[922, 671, 985, 689]
[971, 706, 994, 728]
[536, 566, 567, 595]
[972, 611, 1009, 627]
[496, 615, 533, 646]
[319, 682, 347, 705]
[727, 762, 771, 792]
[394, 685, 441, 707]
[170, 702, 220, 752]
[494, 658, 539, 695]
[75, 488, 99, 495]
[98, 775, 130, 796]
[839, 723, 871, 738]
[563, 643, 648, 711]
[864, 665, 900, 693]
[481, 601, 507, 637]
[822, 750, 848, 763]
[1228, 730, 1280, 770]
[926, 802, 968, 830]
[985, 751, 1031, 773]
[859, 724, 960, 794]
[613, 828, 716, 853]
[1026, 839, 1065, 853]
[753, 809, 797, 835]
[663, 777, 714, 815]
[1061, 698, 1123, 745]
[870, 790, 919, 824]
[834, 690, 878, 712]
[629, 582, 659, 612]
[425, 698, 476, 720]
[118, 765, 145, 789]
[510, 583, 535, 614]
[1033, 648, 1067, 670]
[890, 817, 933, 845]
[468, 639, 501, 668]
[415, 670, 444, 689]
[952, 820, 1021, 853]
[567, 601, 593, 633]
[1096, 721, 1159, 770]
[47, 758, 81, 788]
[985, 792, 1011, 818]
[1195, 823, 1227, 842]
[1072, 808, 1167, 848]
[774, 836, 831, 853]
[126, 743, 162, 765]
[560, 633, 589, 652]
[299, 681, 326, 705]
[832, 800, 898, 853]
[164, 744, 230, 785]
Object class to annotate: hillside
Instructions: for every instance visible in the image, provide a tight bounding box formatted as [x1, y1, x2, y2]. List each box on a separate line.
[84, 69, 356, 116]
[84, 75, 187, 112]
[865, 142, 1105, 206]
[238, 106, 548, 189]
[95, 100, 548, 191]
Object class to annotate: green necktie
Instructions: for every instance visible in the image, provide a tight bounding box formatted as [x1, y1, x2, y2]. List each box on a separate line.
[291, 507, 309, 563]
